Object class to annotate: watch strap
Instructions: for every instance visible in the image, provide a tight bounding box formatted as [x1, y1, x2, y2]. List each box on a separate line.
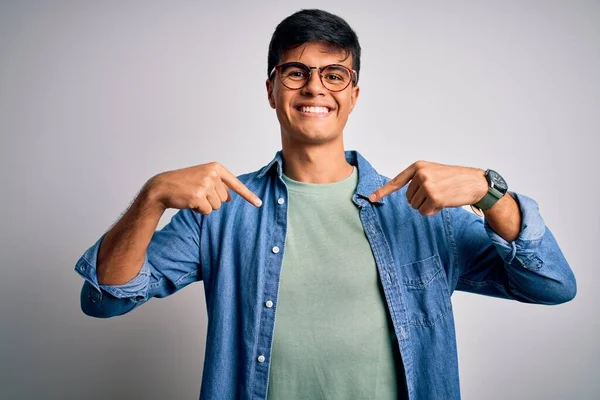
[474, 186, 504, 210]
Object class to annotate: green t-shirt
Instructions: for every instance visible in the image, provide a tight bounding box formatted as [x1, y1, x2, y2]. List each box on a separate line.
[267, 166, 404, 399]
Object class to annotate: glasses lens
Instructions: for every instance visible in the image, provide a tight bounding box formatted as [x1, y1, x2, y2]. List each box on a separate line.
[321, 65, 352, 91]
[279, 63, 310, 89]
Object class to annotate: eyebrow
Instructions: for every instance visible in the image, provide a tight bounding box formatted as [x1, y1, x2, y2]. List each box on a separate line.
[325, 64, 349, 71]
[282, 62, 350, 70]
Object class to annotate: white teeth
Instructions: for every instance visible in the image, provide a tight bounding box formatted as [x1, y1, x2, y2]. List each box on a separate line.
[299, 106, 330, 114]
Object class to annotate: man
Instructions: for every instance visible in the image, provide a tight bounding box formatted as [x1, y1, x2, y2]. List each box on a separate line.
[75, 9, 577, 400]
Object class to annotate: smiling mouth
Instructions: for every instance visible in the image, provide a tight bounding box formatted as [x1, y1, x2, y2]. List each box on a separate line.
[295, 105, 332, 115]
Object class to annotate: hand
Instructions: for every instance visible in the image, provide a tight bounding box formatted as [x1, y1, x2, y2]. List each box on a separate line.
[368, 160, 488, 216]
[147, 162, 262, 215]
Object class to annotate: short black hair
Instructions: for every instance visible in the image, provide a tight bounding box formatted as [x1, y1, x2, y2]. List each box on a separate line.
[267, 9, 361, 83]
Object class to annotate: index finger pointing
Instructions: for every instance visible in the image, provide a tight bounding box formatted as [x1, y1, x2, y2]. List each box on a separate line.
[217, 165, 263, 207]
[369, 164, 417, 202]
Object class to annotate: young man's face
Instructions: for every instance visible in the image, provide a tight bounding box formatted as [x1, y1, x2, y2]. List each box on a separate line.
[266, 41, 360, 145]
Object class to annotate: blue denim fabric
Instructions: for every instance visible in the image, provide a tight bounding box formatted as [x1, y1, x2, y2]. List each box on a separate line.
[75, 150, 576, 400]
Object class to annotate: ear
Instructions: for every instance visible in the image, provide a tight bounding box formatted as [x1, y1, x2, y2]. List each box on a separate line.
[266, 79, 276, 109]
[349, 84, 360, 114]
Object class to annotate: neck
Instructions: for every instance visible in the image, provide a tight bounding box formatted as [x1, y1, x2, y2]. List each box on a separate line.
[280, 134, 353, 183]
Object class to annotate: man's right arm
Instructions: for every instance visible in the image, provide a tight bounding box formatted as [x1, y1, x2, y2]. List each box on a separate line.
[75, 162, 262, 318]
[76, 179, 187, 318]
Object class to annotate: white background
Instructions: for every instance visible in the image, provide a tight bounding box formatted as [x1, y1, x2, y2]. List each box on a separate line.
[1, 1, 598, 399]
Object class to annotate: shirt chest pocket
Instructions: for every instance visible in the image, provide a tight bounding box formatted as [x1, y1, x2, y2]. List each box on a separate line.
[398, 254, 452, 327]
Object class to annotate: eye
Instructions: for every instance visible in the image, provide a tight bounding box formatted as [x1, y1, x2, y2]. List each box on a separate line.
[289, 70, 306, 78]
[281, 67, 308, 81]
[321, 66, 350, 85]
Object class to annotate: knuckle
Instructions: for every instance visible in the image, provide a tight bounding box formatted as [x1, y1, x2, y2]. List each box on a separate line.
[195, 207, 211, 215]
[413, 160, 425, 169]
[422, 180, 433, 191]
[195, 187, 207, 200]
[415, 169, 427, 181]
[201, 176, 214, 187]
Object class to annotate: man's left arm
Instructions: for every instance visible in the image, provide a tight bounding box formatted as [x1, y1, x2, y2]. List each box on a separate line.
[369, 160, 577, 305]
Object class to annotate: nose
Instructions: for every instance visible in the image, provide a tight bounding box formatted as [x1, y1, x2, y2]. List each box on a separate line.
[301, 68, 326, 96]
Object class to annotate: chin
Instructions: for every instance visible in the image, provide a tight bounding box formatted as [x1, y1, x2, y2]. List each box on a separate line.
[291, 128, 338, 144]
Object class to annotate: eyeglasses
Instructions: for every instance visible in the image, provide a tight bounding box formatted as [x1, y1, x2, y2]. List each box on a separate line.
[269, 62, 357, 92]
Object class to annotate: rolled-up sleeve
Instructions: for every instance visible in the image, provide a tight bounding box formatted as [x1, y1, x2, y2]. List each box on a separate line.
[75, 208, 203, 318]
[75, 233, 151, 300]
[450, 191, 577, 305]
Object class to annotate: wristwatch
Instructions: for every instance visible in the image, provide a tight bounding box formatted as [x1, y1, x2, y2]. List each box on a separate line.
[470, 169, 508, 217]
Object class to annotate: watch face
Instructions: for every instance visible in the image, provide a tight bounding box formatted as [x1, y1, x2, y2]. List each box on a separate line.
[487, 170, 508, 192]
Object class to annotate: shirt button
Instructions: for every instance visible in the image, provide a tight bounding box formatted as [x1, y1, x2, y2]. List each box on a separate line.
[277, 197, 285, 205]
[257, 355, 265, 363]
[272, 246, 280, 254]
[265, 300, 273, 308]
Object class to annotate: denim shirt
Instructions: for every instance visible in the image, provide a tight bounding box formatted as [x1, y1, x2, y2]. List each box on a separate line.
[75, 150, 577, 400]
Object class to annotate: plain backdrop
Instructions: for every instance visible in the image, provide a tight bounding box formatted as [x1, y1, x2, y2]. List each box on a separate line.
[1, 1, 598, 399]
